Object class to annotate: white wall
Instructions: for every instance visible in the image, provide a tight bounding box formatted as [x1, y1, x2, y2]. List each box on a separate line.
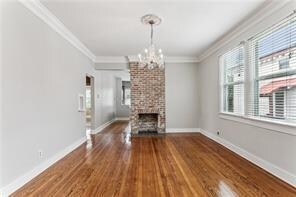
[165, 63, 199, 129]
[0, 0, 97, 192]
[93, 70, 117, 129]
[115, 77, 130, 118]
[197, 1, 296, 185]
[0, 1, 3, 188]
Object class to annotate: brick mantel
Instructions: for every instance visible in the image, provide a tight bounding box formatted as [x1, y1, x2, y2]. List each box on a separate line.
[130, 62, 166, 134]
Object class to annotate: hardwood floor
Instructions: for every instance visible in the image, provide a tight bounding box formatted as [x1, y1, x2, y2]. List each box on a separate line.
[12, 121, 296, 197]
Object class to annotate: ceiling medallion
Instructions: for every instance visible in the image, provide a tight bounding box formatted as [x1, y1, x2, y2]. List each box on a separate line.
[138, 14, 165, 69]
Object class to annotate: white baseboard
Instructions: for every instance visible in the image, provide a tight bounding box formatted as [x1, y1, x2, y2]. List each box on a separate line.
[166, 128, 200, 133]
[200, 128, 296, 187]
[115, 117, 129, 121]
[0, 136, 86, 197]
[91, 119, 116, 134]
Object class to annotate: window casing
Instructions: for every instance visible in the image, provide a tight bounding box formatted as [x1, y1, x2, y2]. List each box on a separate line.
[248, 11, 296, 124]
[219, 11, 296, 128]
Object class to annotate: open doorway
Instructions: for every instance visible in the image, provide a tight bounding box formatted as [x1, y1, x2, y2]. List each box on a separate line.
[85, 75, 94, 139]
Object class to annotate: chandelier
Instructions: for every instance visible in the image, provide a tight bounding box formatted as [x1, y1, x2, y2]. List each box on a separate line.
[138, 14, 165, 69]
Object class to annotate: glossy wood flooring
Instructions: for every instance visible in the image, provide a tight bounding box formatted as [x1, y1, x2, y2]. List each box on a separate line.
[13, 121, 296, 197]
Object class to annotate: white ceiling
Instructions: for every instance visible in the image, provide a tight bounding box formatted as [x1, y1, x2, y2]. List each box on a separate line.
[40, 0, 266, 59]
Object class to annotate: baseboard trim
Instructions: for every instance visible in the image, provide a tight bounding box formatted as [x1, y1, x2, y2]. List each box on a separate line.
[0, 136, 86, 197]
[166, 128, 200, 133]
[91, 119, 116, 134]
[115, 117, 129, 121]
[200, 128, 296, 187]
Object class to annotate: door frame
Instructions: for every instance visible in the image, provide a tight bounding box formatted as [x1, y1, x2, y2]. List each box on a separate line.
[86, 74, 95, 131]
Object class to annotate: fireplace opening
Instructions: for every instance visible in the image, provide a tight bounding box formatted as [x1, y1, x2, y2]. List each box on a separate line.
[138, 113, 158, 134]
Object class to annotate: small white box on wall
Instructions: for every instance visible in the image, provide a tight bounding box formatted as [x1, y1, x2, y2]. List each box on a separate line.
[78, 94, 85, 112]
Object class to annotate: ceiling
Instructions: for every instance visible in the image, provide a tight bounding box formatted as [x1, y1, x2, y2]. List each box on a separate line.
[40, 0, 266, 59]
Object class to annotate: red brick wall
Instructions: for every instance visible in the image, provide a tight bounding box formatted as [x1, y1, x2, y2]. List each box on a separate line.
[130, 62, 166, 133]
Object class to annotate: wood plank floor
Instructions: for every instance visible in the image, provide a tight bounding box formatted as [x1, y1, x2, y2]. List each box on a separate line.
[12, 121, 296, 197]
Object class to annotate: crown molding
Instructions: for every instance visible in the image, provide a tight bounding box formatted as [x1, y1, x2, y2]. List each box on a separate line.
[95, 56, 129, 63]
[127, 55, 199, 63]
[165, 56, 199, 63]
[197, 0, 291, 62]
[19, 0, 97, 62]
[17, 0, 199, 64]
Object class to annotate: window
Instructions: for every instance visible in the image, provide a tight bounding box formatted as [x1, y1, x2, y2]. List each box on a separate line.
[122, 81, 131, 105]
[248, 12, 296, 123]
[279, 58, 290, 69]
[220, 45, 245, 115]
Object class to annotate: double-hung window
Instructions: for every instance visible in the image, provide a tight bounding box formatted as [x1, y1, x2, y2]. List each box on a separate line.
[220, 45, 245, 115]
[219, 11, 296, 128]
[248, 12, 296, 122]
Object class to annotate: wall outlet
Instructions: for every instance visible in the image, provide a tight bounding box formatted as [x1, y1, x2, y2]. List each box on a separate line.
[217, 131, 220, 136]
[38, 150, 43, 159]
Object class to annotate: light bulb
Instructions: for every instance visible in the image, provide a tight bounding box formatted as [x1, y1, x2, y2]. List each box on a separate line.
[158, 49, 162, 53]
[144, 48, 148, 53]
[138, 54, 142, 61]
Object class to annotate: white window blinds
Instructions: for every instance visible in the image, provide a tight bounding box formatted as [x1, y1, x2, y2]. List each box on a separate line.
[220, 45, 245, 115]
[248, 11, 296, 123]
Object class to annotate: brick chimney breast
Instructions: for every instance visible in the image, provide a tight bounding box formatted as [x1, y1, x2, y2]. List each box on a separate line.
[130, 62, 166, 134]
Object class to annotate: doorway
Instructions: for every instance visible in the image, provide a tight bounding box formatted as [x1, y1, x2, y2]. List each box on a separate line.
[85, 75, 94, 139]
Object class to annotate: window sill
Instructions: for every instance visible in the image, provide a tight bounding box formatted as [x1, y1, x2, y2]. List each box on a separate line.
[219, 112, 296, 136]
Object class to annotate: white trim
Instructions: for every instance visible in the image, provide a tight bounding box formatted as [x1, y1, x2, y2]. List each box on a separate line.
[200, 128, 296, 187]
[219, 112, 296, 136]
[164, 56, 199, 63]
[127, 56, 199, 63]
[197, 0, 290, 62]
[18, 0, 96, 62]
[166, 128, 200, 133]
[91, 119, 116, 134]
[95, 56, 129, 63]
[0, 136, 86, 197]
[115, 117, 130, 121]
[17, 0, 291, 65]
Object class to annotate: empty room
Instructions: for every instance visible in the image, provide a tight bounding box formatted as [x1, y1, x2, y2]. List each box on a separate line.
[1, 0, 296, 196]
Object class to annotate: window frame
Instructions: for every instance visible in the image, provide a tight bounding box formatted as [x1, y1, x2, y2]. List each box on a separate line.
[247, 14, 296, 123]
[219, 11, 296, 135]
[219, 44, 246, 116]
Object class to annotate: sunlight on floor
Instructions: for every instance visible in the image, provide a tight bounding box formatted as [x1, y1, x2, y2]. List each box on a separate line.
[218, 181, 237, 197]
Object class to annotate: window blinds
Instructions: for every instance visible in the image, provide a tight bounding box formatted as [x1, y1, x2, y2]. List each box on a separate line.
[248, 11, 296, 122]
[220, 45, 245, 115]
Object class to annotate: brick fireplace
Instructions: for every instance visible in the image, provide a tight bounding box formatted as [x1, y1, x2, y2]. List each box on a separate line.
[130, 62, 166, 134]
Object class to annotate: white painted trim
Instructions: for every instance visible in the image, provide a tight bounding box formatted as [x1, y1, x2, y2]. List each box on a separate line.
[0, 136, 86, 197]
[200, 128, 296, 187]
[197, 0, 290, 62]
[18, 0, 96, 62]
[95, 56, 129, 63]
[219, 113, 296, 136]
[166, 128, 200, 133]
[115, 117, 130, 121]
[128, 56, 199, 63]
[91, 119, 116, 134]
[165, 56, 199, 63]
[17, 0, 290, 65]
